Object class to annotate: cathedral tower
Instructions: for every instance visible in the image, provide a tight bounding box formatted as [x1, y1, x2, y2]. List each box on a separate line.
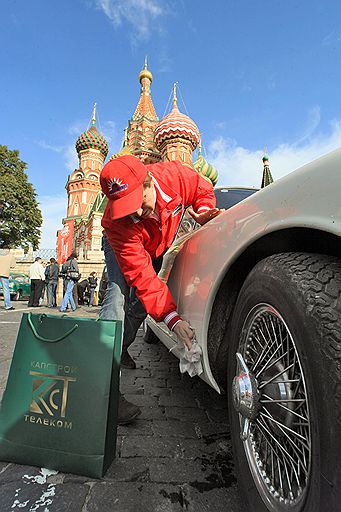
[65, 104, 108, 220]
[125, 58, 161, 164]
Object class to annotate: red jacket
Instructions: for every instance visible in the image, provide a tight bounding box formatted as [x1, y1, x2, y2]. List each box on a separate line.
[102, 160, 216, 329]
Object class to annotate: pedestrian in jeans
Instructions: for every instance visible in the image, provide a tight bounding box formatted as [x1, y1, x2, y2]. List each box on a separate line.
[99, 155, 221, 424]
[88, 272, 97, 307]
[60, 252, 79, 312]
[45, 258, 59, 308]
[0, 247, 16, 311]
[28, 257, 45, 307]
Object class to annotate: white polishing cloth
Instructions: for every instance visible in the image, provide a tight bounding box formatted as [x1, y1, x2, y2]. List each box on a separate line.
[170, 337, 203, 377]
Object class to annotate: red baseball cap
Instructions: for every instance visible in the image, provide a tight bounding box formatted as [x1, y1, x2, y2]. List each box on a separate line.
[100, 155, 147, 220]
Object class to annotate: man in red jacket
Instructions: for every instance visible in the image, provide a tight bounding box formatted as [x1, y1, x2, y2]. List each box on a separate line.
[99, 155, 221, 423]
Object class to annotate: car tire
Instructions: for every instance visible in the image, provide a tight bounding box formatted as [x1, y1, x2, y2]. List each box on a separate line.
[227, 252, 341, 512]
[144, 325, 160, 345]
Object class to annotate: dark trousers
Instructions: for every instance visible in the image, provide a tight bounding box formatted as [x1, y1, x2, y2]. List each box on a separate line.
[28, 279, 44, 307]
[99, 237, 163, 351]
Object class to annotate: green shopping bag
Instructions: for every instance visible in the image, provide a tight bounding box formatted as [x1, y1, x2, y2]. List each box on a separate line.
[0, 312, 122, 478]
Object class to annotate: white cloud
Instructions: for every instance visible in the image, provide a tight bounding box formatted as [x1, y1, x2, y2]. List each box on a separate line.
[207, 119, 341, 188]
[35, 140, 64, 153]
[322, 30, 341, 46]
[38, 194, 66, 248]
[95, 0, 168, 42]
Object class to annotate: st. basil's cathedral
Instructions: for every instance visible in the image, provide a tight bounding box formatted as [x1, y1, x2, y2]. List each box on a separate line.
[57, 60, 273, 263]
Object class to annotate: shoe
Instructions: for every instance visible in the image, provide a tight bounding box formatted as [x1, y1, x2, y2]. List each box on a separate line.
[120, 350, 136, 370]
[5, 307, 15, 311]
[118, 394, 141, 425]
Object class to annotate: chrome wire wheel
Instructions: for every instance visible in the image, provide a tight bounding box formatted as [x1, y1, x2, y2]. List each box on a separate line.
[233, 303, 311, 511]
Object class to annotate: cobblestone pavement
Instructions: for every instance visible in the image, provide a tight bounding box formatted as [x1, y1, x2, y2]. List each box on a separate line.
[0, 304, 243, 512]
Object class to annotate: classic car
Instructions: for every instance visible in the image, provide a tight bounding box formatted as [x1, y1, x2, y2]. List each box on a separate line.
[146, 148, 341, 512]
[0, 272, 31, 301]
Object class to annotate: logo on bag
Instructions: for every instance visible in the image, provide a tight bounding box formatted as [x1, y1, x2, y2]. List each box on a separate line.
[24, 370, 76, 430]
[29, 371, 76, 417]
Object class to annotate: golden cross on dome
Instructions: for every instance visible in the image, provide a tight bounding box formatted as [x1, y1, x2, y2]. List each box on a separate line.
[144, 55, 148, 69]
[91, 102, 97, 126]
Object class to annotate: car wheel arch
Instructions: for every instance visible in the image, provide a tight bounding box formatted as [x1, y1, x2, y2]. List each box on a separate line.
[207, 226, 341, 389]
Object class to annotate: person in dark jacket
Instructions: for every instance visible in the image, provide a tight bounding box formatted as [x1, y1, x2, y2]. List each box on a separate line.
[45, 258, 59, 308]
[88, 272, 98, 307]
[77, 278, 89, 305]
[59, 252, 79, 312]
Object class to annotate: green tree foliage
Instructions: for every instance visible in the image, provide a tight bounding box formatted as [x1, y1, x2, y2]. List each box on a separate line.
[0, 145, 42, 250]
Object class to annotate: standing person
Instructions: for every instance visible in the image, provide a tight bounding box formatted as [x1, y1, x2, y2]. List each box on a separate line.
[45, 258, 59, 308]
[99, 155, 222, 423]
[0, 247, 16, 311]
[77, 277, 89, 305]
[88, 272, 97, 307]
[60, 252, 79, 312]
[39, 261, 48, 305]
[28, 257, 45, 307]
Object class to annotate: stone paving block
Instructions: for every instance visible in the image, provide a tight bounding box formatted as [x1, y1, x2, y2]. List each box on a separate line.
[166, 376, 194, 388]
[0, 461, 10, 475]
[122, 368, 151, 378]
[164, 406, 208, 422]
[196, 425, 231, 443]
[151, 419, 199, 439]
[0, 481, 88, 512]
[120, 436, 182, 458]
[179, 482, 242, 512]
[205, 407, 230, 423]
[148, 458, 218, 484]
[159, 394, 202, 408]
[0, 463, 44, 484]
[86, 482, 184, 512]
[118, 419, 154, 437]
[145, 386, 171, 397]
[122, 394, 159, 407]
[150, 369, 174, 378]
[104, 457, 150, 482]
[138, 406, 166, 420]
[178, 438, 218, 460]
[120, 384, 145, 395]
[135, 377, 167, 388]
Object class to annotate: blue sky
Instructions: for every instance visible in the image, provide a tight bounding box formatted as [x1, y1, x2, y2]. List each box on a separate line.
[1, 0, 341, 247]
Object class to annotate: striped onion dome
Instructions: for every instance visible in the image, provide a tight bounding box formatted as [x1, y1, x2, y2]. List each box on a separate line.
[154, 103, 200, 151]
[75, 125, 108, 158]
[193, 153, 219, 186]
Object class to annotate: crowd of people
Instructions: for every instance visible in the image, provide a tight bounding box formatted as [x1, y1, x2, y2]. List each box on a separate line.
[0, 250, 100, 311]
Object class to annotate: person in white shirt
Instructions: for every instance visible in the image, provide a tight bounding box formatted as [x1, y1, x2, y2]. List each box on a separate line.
[28, 257, 45, 307]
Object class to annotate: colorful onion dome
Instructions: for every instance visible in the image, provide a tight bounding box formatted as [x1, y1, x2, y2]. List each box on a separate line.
[193, 153, 219, 186]
[75, 103, 108, 158]
[154, 84, 200, 151]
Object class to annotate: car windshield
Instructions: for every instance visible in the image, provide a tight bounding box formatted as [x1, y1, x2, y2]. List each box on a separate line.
[214, 188, 258, 210]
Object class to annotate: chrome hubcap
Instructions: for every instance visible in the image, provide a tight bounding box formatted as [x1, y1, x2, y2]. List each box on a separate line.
[232, 304, 311, 511]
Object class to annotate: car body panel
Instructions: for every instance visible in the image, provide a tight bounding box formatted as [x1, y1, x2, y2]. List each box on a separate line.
[0, 272, 31, 300]
[147, 149, 341, 392]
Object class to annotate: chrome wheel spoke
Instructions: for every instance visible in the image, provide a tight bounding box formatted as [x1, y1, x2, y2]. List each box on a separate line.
[235, 303, 311, 510]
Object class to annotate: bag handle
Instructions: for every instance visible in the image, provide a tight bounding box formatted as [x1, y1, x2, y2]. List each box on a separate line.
[27, 313, 79, 343]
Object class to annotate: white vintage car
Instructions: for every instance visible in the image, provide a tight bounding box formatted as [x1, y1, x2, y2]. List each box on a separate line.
[147, 149, 341, 512]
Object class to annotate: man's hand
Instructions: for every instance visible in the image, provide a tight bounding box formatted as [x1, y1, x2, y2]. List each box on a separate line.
[187, 207, 223, 226]
[173, 320, 194, 349]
